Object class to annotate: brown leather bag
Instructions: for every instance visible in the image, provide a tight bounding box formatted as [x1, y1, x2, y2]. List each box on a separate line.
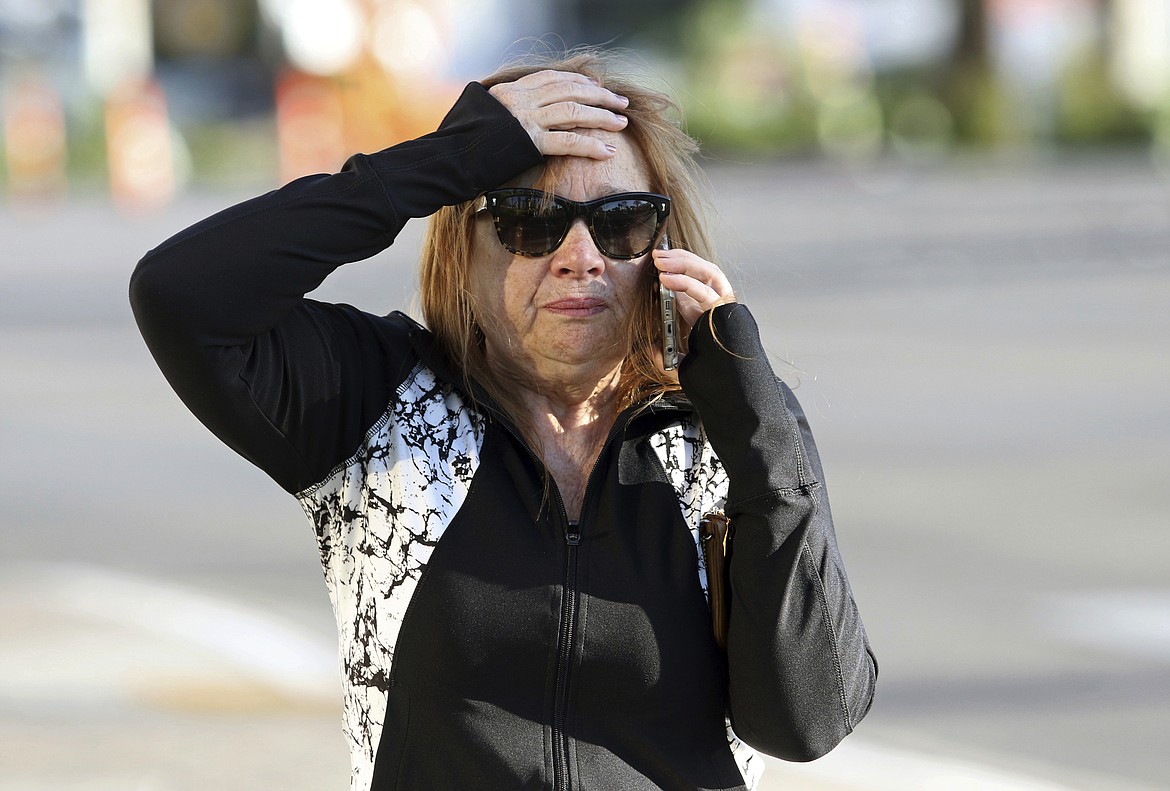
[698, 511, 734, 653]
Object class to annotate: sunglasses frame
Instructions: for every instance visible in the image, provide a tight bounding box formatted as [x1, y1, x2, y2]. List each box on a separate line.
[475, 188, 671, 260]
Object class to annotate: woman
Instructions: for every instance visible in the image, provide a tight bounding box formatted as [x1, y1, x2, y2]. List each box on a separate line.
[131, 51, 876, 791]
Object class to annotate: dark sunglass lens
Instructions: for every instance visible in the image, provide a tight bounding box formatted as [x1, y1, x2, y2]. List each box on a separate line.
[592, 199, 659, 258]
[494, 194, 565, 255]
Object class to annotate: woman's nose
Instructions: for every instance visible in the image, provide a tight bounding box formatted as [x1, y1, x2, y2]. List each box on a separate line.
[550, 219, 606, 277]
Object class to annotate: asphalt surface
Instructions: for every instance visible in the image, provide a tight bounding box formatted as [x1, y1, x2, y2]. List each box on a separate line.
[1, 151, 1168, 790]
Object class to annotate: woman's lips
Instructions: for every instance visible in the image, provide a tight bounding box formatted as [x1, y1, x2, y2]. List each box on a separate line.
[543, 297, 608, 317]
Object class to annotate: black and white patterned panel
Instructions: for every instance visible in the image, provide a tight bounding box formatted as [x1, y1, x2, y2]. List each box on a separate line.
[298, 364, 485, 791]
[648, 417, 729, 599]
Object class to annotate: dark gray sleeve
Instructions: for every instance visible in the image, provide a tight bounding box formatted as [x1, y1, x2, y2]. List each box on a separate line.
[129, 83, 543, 494]
[679, 303, 877, 761]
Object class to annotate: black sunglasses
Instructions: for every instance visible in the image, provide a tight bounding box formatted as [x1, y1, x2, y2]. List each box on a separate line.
[475, 188, 670, 260]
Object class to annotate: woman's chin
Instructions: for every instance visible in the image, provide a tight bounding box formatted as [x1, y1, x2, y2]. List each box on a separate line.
[541, 329, 625, 369]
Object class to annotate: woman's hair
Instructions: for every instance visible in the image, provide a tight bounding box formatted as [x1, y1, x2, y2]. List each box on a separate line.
[418, 49, 716, 444]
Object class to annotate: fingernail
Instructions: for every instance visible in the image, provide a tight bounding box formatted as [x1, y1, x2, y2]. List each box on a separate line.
[615, 114, 627, 125]
[619, 95, 630, 106]
[605, 144, 617, 154]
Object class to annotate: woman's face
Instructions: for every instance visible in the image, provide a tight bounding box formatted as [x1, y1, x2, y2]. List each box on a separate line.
[469, 128, 653, 381]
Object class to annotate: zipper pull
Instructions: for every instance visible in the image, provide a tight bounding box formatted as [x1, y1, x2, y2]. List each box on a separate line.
[566, 520, 581, 546]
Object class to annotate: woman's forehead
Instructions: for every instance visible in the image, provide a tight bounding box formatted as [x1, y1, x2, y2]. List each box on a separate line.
[519, 133, 651, 198]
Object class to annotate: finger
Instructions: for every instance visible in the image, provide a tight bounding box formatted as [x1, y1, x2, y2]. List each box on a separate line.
[488, 70, 597, 106]
[510, 69, 598, 90]
[659, 271, 730, 323]
[528, 76, 630, 111]
[537, 102, 628, 133]
[672, 288, 705, 325]
[493, 74, 628, 116]
[653, 250, 734, 300]
[667, 283, 710, 329]
[536, 129, 617, 160]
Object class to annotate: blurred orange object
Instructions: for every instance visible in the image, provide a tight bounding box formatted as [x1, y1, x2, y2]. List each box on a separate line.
[276, 69, 347, 184]
[276, 61, 460, 185]
[105, 79, 176, 213]
[338, 55, 460, 158]
[3, 72, 68, 206]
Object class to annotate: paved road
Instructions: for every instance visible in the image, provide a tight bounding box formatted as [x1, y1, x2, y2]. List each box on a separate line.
[2, 152, 1168, 790]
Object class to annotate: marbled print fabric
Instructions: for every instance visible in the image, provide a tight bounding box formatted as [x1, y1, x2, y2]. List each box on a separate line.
[648, 418, 729, 599]
[297, 363, 485, 791]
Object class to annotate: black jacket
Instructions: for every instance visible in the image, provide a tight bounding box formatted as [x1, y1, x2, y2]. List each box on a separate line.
[130, 83, 876, 791]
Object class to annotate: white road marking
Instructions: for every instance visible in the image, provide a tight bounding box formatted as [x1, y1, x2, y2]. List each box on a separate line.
[0, 562, 339, 705]
[762, 740, 1078, 791]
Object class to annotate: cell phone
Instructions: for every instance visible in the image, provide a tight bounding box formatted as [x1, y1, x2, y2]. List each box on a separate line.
[657, 235, 679, 371]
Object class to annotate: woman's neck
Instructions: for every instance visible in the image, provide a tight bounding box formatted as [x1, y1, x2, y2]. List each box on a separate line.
[521, 364, 622, 436]
[518, 364, 624, 521]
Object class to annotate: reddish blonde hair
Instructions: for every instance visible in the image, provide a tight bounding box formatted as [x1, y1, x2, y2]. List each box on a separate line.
[418, 50, 716, 442]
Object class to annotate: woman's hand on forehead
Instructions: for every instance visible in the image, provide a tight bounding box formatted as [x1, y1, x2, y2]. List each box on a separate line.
[489, 70, 631, 161]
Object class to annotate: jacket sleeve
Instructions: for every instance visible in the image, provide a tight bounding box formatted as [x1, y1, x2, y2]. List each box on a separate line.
[129, 83, 544, 494]
[678, 303, 877, 762]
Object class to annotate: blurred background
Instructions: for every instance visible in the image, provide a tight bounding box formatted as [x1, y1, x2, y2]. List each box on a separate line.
[1, 2, 1168, 790]
[3, 0, 1170, 203]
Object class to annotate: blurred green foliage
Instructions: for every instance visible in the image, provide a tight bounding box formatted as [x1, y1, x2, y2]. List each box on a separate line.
[678, 3, 817, 155]
[183, 119, 279, 187]
[1055, 49, 1149, 145]
[672, 1, 1155, 158]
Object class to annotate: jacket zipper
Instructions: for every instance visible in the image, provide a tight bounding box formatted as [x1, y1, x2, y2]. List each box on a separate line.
[376, 394, 678, 784]
[492, 413, 633, 791]
[550, 417, 632, 791]
[553, 518, 580, 791]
